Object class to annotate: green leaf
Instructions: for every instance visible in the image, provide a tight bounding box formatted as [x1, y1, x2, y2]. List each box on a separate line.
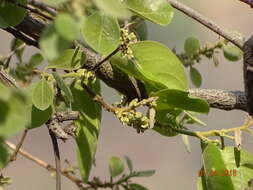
[183, 111, 206, 126]
[24, 84, 53, 129]
[47, 48, 85, 70]
[0, 140, 9, 169]
[126, 0, 174, 26]
[200, 144, 235, 190]
[0, 0, 27, 28]
[52, 72, 73, 102]
[94, 0, 131, 19]
[128, 183, 149, 190]
[184, 37, 200, 56]
[124, 156, 133, 172]
[190, 66, 202, 87]
[136, 170, 155, 177]
[71, 80, 101, 182]
[10, 38, 25, 62]
[223, 44, 242, 62]
[109, 156, 125, 177]
[134, 20, 148, 41]
[32, 79, 54, 110]
[130, 41, 188, 91]
[153, 89, 209, 113]
[27, 53, 44, 68]
[82, 12, 120, 55]
[0, 84, 29, 137]
[55, 13, 80, 41]
[39, 24, 71, 60]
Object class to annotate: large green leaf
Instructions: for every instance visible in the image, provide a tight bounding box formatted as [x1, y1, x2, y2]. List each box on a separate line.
[94, 0, 131, 19]
[0, 84, 29, 137]
[47, 48, 85, 70]
[130, 41, 188, 92]
[198, 146, 253, 190]
[0, 140, 9, 169]
[55, 13, 80, 41]
[125, 0, 174, 26]
[32, 79, 54, 110]
[109, 156, 125, 177]
[152, 89, 209, 113]
[0, 0, 27, 28]
[71, 80, 101, 182]
[82, 12, 120, 55]
[39, 24, 71, 60]
[200, 144, 235, 190]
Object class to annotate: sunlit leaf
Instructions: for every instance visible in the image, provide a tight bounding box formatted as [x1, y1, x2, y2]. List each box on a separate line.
[0, 84, 29, 137]
[109, 156, 124, 177]
[82, 12, 120, 55]
[32, 79, 54, 110]
[152, 89, 209, 113]
[55, 13, 80, 41]
[126, 0, 174, 26]
[94, 0, 131, 19]
[39, 24, 71, 60]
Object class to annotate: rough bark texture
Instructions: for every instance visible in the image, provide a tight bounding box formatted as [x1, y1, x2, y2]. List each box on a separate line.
[243, 36, 253, 115]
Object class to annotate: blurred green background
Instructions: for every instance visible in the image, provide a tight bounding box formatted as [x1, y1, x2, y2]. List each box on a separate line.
[1, 0, 253, 189]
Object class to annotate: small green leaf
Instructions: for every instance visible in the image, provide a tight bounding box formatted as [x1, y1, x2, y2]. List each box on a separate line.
[153, 89, 209, 113]
[52, 72, 73, 102]
[82, 12, 120, 55]
[190, 66, 202, 87]
[27, 53, 44, 68]
[55, 13, 80, 41]
[47, 48, 85, 70]
[0, 141, 9, 169]
[129, 41, 188, 91]
[94, 0, 131, 19]
[109, 156, 124, 177]
[11, 38, 25, 62]
[0, 0, 27, 28]
[42, 0, 68, 7]
[184, 37, 200, 56]
[184, 111, 206, 126]
[32, 79, 54, 110]
[134, 20, 148, 41]
[0, 84, 29, 137]
[30, 106, 52, 128]
[72, 80, 101, 182]
[39, 24, 71, 60]
[128, 183, 149, 190]
[124, 156, 133, 172]
[126, 0, 174, 26]
[136, 170, 155, 177]
[223, 44, 242, 62]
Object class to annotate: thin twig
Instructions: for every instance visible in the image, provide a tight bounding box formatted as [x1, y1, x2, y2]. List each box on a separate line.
[91, 46, 121, 71]
[7, 0, 53, 20]
[9, 129, 28, 161]
[48, 129, 62, 190]
[4, 141, 84, 189]
[168, 0, 244, 49]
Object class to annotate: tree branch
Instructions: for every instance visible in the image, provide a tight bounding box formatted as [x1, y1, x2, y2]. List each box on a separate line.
[168, 0, 244, 49]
